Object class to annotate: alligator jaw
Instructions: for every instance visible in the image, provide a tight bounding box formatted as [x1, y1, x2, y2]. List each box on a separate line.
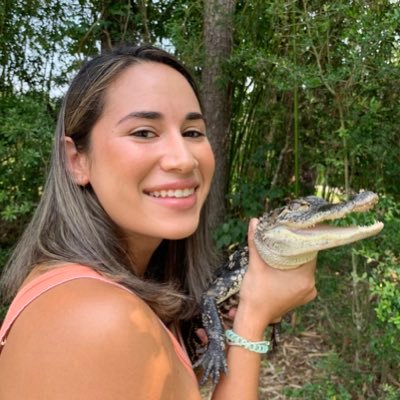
[265, 220, 382, 251]
[255, 221, 384, 269]
[254, 191, 384, 269]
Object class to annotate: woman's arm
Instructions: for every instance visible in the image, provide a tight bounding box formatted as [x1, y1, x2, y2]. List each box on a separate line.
[211, 218, 317, 399]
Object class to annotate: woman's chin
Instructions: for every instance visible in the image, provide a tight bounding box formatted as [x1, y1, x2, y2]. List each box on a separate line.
[164, 228, 197, 240]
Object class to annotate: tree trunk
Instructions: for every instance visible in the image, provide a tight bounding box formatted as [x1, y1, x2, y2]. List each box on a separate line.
[202, 0, 235, 229]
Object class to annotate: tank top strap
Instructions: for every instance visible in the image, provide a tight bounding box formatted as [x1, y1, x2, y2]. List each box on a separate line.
[0, 264, 196, 381]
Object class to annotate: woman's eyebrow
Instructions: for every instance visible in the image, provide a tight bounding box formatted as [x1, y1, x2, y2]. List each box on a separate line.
[186, 112, 206, 123]
[117, 111, 162, 125]
[116, 111, 206, 126]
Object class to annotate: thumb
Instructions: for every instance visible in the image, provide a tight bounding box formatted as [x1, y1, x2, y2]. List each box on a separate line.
[247, 218, 266, 268]
[247, 218, 258, 248]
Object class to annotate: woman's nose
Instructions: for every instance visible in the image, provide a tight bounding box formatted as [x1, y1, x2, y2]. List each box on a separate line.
[159, 133, 199, 173]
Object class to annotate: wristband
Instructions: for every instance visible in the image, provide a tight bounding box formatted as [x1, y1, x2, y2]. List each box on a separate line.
[225, 329, 270, 354]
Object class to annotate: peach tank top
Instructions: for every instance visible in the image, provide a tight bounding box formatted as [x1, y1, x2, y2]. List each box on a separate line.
[0, 265, 196, 381]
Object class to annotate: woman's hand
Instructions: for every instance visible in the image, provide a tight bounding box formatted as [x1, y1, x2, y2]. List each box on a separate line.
[211, 218, 318, 399]
[233, 218, 318, 339]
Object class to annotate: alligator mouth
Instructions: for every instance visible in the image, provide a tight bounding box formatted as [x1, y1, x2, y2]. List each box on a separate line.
[255, 222, 383, 260]
[290, 221, 384, 238]
[255, 191, 384, 268]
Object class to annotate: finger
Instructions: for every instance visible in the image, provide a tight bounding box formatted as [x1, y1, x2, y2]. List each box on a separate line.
[195, 328, 208, 345]
[227, 307, 237, 320]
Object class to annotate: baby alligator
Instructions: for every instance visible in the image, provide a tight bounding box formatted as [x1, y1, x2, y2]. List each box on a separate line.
[194, 191, 384, 384]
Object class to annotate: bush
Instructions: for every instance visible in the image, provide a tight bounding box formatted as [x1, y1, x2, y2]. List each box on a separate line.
[0, 93, 55, 270]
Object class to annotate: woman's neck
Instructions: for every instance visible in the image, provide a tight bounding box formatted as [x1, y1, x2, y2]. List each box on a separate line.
[123, 234, 163, 277]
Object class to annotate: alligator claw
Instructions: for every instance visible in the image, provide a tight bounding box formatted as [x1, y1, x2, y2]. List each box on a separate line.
[194, 340, 227, 385]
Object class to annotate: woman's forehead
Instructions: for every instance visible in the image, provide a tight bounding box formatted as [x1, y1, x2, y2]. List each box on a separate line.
[102, 62, 201, 118]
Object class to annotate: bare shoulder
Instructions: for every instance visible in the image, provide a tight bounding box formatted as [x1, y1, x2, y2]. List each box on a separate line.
[16, 274, 161, 341]
[0, 277, 198, 400]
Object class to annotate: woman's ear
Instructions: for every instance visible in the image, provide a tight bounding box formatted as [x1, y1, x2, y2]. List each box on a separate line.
[64, 137, 90, 186]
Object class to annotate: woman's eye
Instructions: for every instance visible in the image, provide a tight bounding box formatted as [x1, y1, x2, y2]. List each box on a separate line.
[131, 130, 157, 138]
[183, 130, 206, 138]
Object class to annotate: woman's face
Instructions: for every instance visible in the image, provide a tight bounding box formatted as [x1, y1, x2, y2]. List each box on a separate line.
[80, 62, 215, 248]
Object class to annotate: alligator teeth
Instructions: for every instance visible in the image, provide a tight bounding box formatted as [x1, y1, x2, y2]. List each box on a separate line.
[148, 188, 195, 198]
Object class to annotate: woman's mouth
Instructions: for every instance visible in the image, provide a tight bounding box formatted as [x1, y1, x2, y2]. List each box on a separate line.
[144, 180, 200, 210]
[147, 188, 196, 198]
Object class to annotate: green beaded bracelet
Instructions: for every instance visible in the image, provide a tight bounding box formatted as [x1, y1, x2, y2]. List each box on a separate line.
[225, 329, 270, 354]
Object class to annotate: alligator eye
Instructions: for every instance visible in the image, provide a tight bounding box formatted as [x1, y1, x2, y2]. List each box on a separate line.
[288, 200, 310, 211]
[289, 201, 303, 211]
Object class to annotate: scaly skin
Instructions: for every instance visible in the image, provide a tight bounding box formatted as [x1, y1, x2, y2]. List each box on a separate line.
[194, 191, 384, 384]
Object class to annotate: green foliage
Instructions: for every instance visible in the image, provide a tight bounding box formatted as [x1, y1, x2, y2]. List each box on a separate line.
[226, 0, 400, 205]
[283, 376, 353, 399]
[357, 195, 400, 332]
[283, 349, 400, 399]
[213, 144, 286, 249]
[0, 0, 90, 93]
[164, 0, 203, 71]
[291, 247, 400, 398]
[291, 193, 400, 398]
[0, 93, 55, 262]
[336, 195, 400, 338]
[370, 251, 400, 329]
[214, 218, 247, 250]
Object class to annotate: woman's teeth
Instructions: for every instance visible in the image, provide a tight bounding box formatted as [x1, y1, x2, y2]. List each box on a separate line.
[148, 188, 195, 198]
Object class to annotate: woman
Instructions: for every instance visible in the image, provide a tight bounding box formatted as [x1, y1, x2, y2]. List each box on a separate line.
[0, 45, 317, 399]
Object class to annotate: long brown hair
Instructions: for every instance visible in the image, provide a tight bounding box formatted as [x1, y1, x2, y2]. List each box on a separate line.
[1, 45, 219, 323]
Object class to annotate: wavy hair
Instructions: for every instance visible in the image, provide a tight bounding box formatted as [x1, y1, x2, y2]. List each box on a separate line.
[1, 45, 219, 323]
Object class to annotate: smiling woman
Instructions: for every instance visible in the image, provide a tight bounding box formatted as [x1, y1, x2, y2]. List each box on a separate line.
[65, 61, 215, 270]
[0, 45, 317, 400]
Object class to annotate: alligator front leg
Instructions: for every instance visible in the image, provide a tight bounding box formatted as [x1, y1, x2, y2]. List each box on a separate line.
[194, 291, 228, 384]
[194, 252, 248, 384]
